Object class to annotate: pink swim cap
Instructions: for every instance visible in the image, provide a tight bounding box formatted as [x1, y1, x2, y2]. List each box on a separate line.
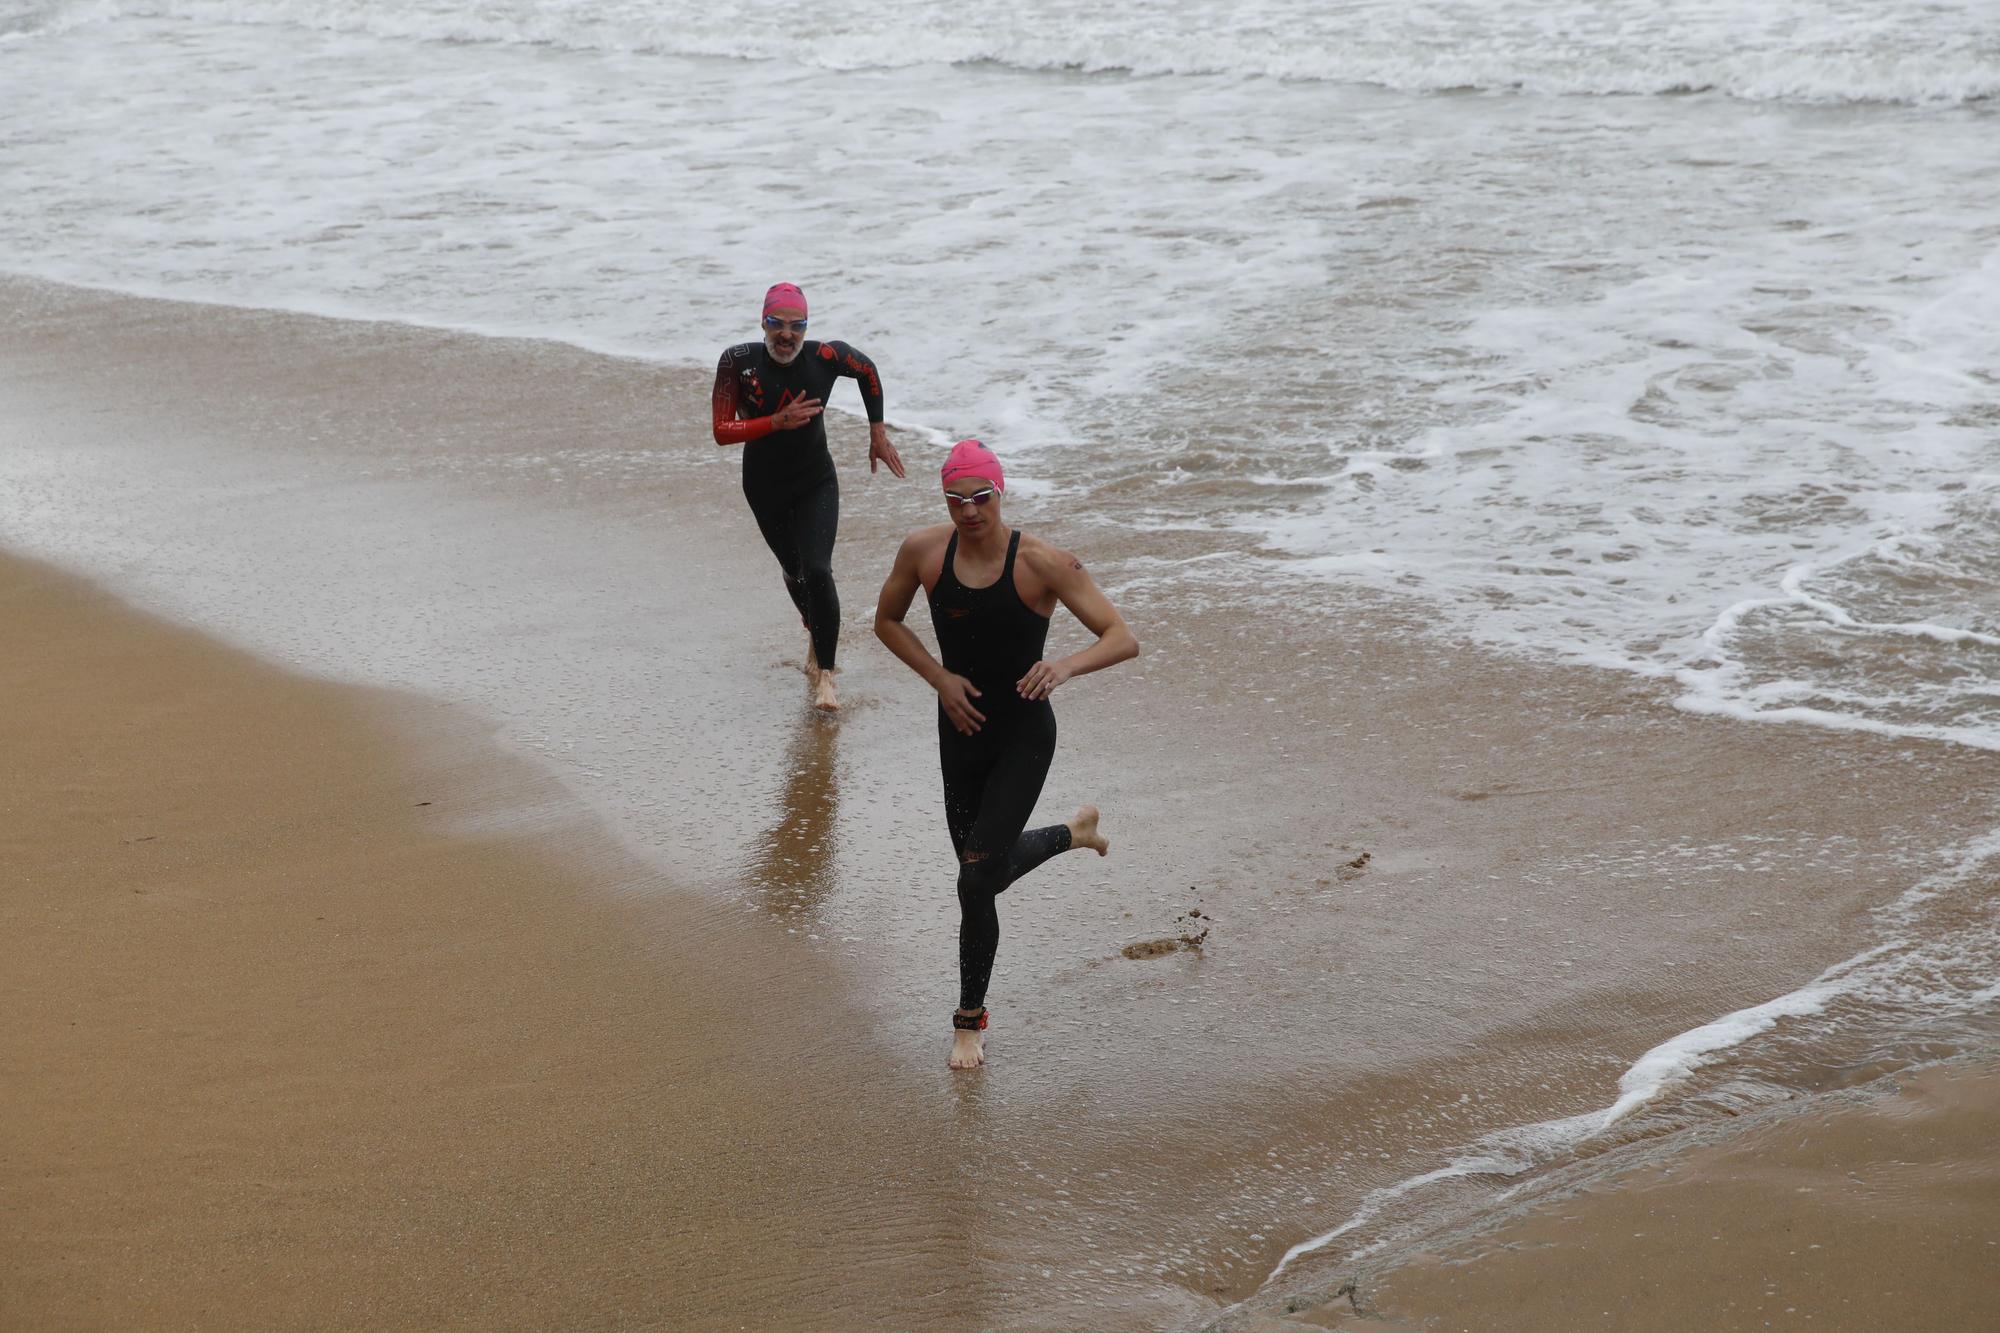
[763, 282, 807, 316]
[940, 438, 1004, 492]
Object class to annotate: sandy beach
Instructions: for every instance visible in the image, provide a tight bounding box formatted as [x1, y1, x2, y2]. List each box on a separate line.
[4, 277, 1996, 1329]
[0, 548, 1003, 1329]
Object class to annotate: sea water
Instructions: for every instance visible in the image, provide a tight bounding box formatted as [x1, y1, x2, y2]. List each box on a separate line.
[3, 0, 1996, 1315]
[5, 1, 1994, 745]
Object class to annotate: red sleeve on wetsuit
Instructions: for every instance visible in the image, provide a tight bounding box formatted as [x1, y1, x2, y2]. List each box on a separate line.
[712, 347, 776, 445]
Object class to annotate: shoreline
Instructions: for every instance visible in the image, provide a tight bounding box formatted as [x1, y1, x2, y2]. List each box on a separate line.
[5, 274, 1995, 1328]
[1281, 1056, 2000, 1331]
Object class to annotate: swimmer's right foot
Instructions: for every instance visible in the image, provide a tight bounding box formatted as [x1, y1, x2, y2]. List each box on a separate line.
[949, 1007, 987, 1070]
[1068, 804, 1108, 857]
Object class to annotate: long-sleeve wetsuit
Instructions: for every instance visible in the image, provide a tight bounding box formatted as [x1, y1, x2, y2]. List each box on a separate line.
[712, 339, 884, 671]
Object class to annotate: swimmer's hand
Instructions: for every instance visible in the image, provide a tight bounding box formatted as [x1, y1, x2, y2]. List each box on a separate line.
[869, 422, 906, 478]
[1017, 659, 1072, 701]
[936, 673, 986, 734]
[772, 396, 824, 430]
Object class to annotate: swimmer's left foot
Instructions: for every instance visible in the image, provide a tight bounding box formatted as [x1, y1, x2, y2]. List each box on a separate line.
[812, 668, 841, 712]
[1068, 804, 1108, 857]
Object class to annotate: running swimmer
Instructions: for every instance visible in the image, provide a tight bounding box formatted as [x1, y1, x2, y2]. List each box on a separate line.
[712, 282, 906, 711]
[874, 439, 1139, 1069]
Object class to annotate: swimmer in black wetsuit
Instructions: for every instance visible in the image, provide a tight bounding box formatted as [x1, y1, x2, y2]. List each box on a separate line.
[874, 439, 1140, 1069]
[712, 282, 906, 711]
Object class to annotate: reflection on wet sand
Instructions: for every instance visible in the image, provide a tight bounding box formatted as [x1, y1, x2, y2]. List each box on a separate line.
[748, 713, 842, 916]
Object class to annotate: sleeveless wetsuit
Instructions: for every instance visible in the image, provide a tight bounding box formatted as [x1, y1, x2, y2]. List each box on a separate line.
[928, 528, 1073, 1011]
[711, 339, 884, 670]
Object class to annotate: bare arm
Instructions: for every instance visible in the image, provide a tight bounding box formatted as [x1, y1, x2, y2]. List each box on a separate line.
[873, 535, 941, 686]
[875, 533, 987, 733]
[1016, 548, 1139, 700]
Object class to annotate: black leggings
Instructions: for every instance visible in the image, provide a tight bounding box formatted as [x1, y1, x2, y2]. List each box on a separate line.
[941, 701, 1071, 1011]
[747, 470, 840, 670]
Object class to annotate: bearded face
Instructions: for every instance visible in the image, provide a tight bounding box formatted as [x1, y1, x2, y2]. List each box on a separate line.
[763, 307, 806, 364]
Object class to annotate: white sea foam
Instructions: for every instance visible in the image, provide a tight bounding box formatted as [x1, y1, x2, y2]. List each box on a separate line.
[1269, 1162, 1489, 1278]
[20, 0, 2000, 103]
[1673, 512, 2000, 749]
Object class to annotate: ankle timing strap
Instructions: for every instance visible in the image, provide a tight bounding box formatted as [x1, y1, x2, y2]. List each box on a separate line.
[952, 1008, 988, 1032]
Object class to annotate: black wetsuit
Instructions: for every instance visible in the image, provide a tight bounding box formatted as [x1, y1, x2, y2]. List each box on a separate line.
[928, 529, 1072, 1012]
[711, 339, 884, 670]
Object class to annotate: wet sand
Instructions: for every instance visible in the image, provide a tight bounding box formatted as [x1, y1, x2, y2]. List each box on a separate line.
[1286, 1060, 2000, 1331]
[4, 276, 1996, 1328]
[0, 549, 1006, 1329]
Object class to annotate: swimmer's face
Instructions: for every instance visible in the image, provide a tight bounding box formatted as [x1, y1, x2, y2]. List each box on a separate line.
[762, 307, 807, 364]
[944, 479, 1001, 535]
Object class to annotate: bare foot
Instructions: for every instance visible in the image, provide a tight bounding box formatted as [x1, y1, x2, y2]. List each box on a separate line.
[1068, 804, 1109, 856]
[812, 668, 840, 712]
[949, 1018, 986, 1070]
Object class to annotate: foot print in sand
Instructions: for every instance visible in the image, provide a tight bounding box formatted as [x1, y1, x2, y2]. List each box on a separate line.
[1314, 845, 1372, 889]
[1121, 900, 1212, 960]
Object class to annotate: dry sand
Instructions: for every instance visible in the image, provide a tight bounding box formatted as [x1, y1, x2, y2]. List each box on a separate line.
[3, 276, 1996, 1329]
